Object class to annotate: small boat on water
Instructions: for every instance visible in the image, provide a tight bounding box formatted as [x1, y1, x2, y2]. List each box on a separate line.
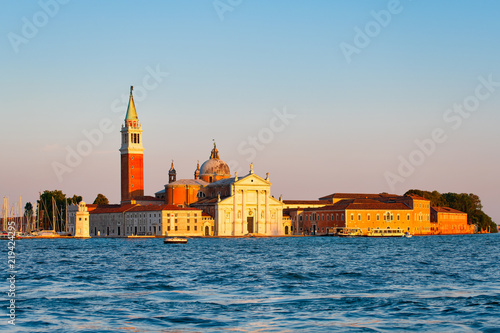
[336, 228, 363, 237]
[368, 229, 405, 237]
[164, 237, 188, 244]
[403, 232, 413, 238]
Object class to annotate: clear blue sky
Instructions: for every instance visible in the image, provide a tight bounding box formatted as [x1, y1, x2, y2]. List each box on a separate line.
[1, 1, 499, 224]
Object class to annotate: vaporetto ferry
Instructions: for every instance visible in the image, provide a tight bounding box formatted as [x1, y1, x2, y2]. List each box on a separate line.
[367, 228, 406, 237]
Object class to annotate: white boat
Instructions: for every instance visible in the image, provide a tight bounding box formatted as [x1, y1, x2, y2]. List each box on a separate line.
[368, 229, 405, 237]
[403, 232, 413, 238]
[164, 237, 188, 244]
[336, 228, 363, 237]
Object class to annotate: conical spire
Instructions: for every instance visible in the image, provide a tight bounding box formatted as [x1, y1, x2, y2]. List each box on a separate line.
[169, 160, 176, 173]
[125, 86, 139, 124]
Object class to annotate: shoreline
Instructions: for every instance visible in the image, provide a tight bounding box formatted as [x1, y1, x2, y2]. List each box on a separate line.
[3, 232, 493, 240]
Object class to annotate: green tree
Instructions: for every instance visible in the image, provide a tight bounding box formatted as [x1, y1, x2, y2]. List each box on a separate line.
[37, 190, 67, 232]
[67, 195, 83, 205]
[24, 202, 33, 217]
[93, 194, 109, 205]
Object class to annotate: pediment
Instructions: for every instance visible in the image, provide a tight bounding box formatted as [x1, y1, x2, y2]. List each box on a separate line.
[235, 173, 271, 187]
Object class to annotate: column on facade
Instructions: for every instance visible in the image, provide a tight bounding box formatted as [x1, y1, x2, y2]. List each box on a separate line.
[265, 190, 269, 234]
[242, 190, 246, 234]
[256, 190, 260, 234]
[233, 186, 237, 236]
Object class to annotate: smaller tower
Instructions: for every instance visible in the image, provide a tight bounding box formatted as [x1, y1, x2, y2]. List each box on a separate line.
[169, 161, 177, 183]
[74, 202, 90, 238]
[194, 161, 200, 180]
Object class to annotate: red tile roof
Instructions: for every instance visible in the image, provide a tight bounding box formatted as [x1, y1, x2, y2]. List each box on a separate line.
[304, 198, 411, 211]
[127, 204, 200, 212]
[90, 204, 139, 214]
[283, 200, 329, 205]
[431, 207, 466, 214]
[318, 193, 399, 200]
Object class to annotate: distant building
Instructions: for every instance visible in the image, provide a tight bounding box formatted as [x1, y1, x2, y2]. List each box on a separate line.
[89, 204, 213, 237]
[89, 204, 137, 236]
[431, 207, 473, 235]
[289, 193, 434, 236]
[120, 86, 144, 203]
[191, 165, 284, 236]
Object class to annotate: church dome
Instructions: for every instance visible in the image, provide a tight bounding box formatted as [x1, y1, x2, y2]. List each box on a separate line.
[199, 143, 231, 182]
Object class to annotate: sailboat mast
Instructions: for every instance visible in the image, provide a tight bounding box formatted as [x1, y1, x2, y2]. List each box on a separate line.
[65, 199, 68, 233]
[19, 196, 23, 233]
[52, 197, 56, 232]
[2, 197, 5, 231]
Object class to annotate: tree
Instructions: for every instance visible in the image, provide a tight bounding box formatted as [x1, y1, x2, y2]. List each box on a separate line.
[37, 190, 67, 231]
[24, 202, 33, 217]
[67, 195, 83, 205]
[93, 194, 109, 205]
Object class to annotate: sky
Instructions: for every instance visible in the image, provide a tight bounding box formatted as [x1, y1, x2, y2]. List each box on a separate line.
[1, 0, 499, 224]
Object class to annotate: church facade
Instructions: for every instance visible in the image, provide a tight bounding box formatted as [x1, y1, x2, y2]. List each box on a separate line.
[191, 166, 285, 236]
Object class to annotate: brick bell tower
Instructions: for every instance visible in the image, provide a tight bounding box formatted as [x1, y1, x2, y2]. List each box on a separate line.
[120, 86, 144, 203]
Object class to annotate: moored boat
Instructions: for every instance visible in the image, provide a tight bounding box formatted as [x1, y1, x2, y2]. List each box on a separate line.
[367, 229, 405, 237]
[335, 228, 363, 237]
[164, 237, 188, 244]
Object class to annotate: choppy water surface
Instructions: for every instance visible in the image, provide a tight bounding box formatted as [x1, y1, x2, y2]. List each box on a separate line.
[2, 234, 500, 332]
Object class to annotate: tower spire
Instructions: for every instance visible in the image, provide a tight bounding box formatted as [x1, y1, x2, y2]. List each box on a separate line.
[125, 85, 139, 126]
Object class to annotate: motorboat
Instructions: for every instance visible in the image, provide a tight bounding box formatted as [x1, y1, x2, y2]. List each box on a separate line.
[164, 237, 188, 244]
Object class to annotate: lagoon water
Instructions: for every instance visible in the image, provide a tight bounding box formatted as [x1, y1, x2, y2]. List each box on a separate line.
[3, 234, 500, 332]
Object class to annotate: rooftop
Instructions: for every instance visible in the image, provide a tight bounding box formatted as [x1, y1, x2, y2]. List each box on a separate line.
[127, 204, 200, 212]
[283, 200, 330, 205]
[90, 204, 138, 214]
[431, 207, 466, 214]
[318, 193, 399, 200]
[167, 179, 209, 186]
[304, 198, 412, 211]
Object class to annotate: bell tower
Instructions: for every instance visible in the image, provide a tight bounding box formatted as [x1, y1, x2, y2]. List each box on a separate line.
[120, 86, 144, 202]
[169, 161, 177, 183]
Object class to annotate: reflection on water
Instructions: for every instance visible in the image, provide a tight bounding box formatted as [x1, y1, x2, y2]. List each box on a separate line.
[2, 234, 499, 332]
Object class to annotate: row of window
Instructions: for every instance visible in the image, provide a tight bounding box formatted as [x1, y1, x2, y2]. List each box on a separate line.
[127, 212, 197, 218]
[167, 225, 199, 231]
[126, 225, 162, 233]
[301, 213, 346, 222]
[415, 202, 430, 209]
[300, 212, 431, 223]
